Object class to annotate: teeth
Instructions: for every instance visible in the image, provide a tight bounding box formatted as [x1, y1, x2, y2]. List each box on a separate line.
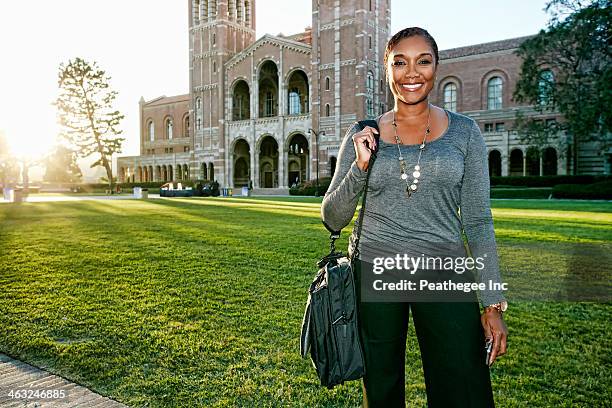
[402, 83, 423, 91]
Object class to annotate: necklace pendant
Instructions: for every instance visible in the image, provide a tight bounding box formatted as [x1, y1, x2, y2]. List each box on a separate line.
[420, 143, 425, 150]
[401, 173, 408, 180]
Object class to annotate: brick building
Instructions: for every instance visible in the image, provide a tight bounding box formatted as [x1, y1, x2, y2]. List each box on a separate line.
[117, 0, 611, 190]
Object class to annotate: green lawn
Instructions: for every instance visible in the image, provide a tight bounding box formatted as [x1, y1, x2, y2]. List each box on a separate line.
[0, 197, 610, 407]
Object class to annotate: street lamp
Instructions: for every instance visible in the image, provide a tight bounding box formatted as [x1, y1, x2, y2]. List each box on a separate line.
[308, 128, 325, 196]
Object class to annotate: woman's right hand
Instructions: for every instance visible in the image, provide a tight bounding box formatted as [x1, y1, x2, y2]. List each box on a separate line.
[352, 126, 378, 171]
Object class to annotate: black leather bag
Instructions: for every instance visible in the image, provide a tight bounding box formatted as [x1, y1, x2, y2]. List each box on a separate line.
[300, 120, 380, 389]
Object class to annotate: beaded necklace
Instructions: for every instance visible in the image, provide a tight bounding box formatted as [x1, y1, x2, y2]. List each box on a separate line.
[392, 103, 432, 198]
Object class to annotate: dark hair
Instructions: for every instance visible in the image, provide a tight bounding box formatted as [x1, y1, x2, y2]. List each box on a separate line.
[383, 27, 439, 69]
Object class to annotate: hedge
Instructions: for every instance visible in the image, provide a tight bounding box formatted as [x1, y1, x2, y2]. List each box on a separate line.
[490, 175, 611, 187]
[490, 188, 552, 199]
[289, 177, 333, 196]
[551, 180, 612, 200]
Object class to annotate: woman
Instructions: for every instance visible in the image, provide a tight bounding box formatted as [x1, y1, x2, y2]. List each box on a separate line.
[321, 27, 508, 407]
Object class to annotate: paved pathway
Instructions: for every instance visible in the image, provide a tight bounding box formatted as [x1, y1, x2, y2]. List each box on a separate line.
[0, 354, 128, 407]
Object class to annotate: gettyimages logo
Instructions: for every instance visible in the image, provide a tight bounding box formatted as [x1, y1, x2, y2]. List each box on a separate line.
[372, 253, 486, 275]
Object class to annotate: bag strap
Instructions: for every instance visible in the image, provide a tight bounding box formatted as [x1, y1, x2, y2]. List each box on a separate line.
[322, 119, 380, 259]
[350, 119, 380, 263]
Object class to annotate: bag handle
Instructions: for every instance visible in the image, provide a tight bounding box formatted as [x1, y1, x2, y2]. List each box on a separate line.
[321, 119, 380, 260]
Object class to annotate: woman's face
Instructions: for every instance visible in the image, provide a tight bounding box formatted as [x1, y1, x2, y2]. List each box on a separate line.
[386, 35, 437, 106]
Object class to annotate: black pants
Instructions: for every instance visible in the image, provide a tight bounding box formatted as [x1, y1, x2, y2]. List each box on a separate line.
[353, 259, 496, 408]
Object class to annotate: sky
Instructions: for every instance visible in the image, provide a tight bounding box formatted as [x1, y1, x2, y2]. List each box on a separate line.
[0, 0, 551, 179]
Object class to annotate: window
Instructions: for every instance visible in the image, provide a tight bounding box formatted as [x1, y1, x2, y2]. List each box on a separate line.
[325, 76, 330, 91]
[366, 71, 374, 93]
[213, 61, 217, 73]
[212, 33, 216, 46]
[325, 103, 330, 117]
[380, 79, 383, 92]
[288, 88, 301, 115]
[265, 91, 274, 117]
[484, 123, 494, 132]
[538, 70, 554, 106]
[487, 76, 503, 110]
[184, 146, 190, 152]
[183, 115, 190, 137]
[196, 118, 202, 130]
[368, 35, 372, 50]
[366, 98, 374, 117]
[443, 83, 457, 112]
[166, 118, 173, 140]
[164, 147, 169, 153]
[169, 147, 173, 153]
[148, 121, 154, 141]
[495, 122, 505, 132]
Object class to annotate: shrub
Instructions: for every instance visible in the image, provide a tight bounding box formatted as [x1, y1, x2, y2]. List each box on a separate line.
[552, 180, 612, 200]
[489, 175, 611, 187]
[289, 177, 333, 196]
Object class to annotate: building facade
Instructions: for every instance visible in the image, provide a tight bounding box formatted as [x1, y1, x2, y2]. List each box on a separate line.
[117, 0, 611, 189]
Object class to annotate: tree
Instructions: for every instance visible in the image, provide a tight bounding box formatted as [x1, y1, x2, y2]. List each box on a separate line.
[513, 0, 611, 174]
[55, 58, 125, 189]
[0, 132, 20, 189]
[43, 145, 82, 183]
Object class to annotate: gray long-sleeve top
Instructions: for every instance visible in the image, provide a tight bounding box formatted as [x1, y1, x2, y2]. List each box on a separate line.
[321, 109, 507, 307]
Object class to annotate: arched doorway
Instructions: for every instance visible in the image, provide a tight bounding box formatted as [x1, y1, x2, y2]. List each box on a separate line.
[509, 149, 523, 176]
[287, 70, 309, 115]
[177, 165, 183, 180]
[162, 165, 168, 181]
[201, 163, 208, 180]
[259, 136, 278, 188]
[543, 147, 558, 175]
[208, 163, 215, 181]
[526, 146, 540, 176]
[287, 133, 309, 186]
[329, 156, 337, 178]
[233, 139, 251, 187]
[488, 150, 502, 177]
[258, 60, 278, 117]
[232, 80, 250, 120]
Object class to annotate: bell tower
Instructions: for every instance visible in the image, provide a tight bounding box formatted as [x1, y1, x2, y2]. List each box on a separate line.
[189, 0, 256, 184]
[310, 0, 391, 177]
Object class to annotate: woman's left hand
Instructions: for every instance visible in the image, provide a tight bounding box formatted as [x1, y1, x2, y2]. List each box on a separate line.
[481, 308, 508, 366]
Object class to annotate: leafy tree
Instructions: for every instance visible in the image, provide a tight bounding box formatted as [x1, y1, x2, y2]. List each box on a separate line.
[55, 58, 125, 189]
[513, 0, 611, 174]
[0, 133, 20, 188]
[43, 145, 82, 183]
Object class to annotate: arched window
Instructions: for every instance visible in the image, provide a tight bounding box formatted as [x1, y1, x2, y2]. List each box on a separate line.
[195, 97, 202, 131]
[538, 70, 554, 106]
[325, 103, 330, 117]
[148, 121, 154, 141]
[165, 118, 173, 140]
[325, 76, 330, 91]
[443, 83, 457, 112]
[244, 1, 251, 26]
[487, 76, 503, 110]
[183, 115, 190, 137]
[289, 88, 301, 115]
[193, 0, 201, 25]
[366, 71, 374, 93]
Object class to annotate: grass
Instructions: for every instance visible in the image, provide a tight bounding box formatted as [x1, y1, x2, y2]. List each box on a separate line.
[0, 197, 611, 407]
